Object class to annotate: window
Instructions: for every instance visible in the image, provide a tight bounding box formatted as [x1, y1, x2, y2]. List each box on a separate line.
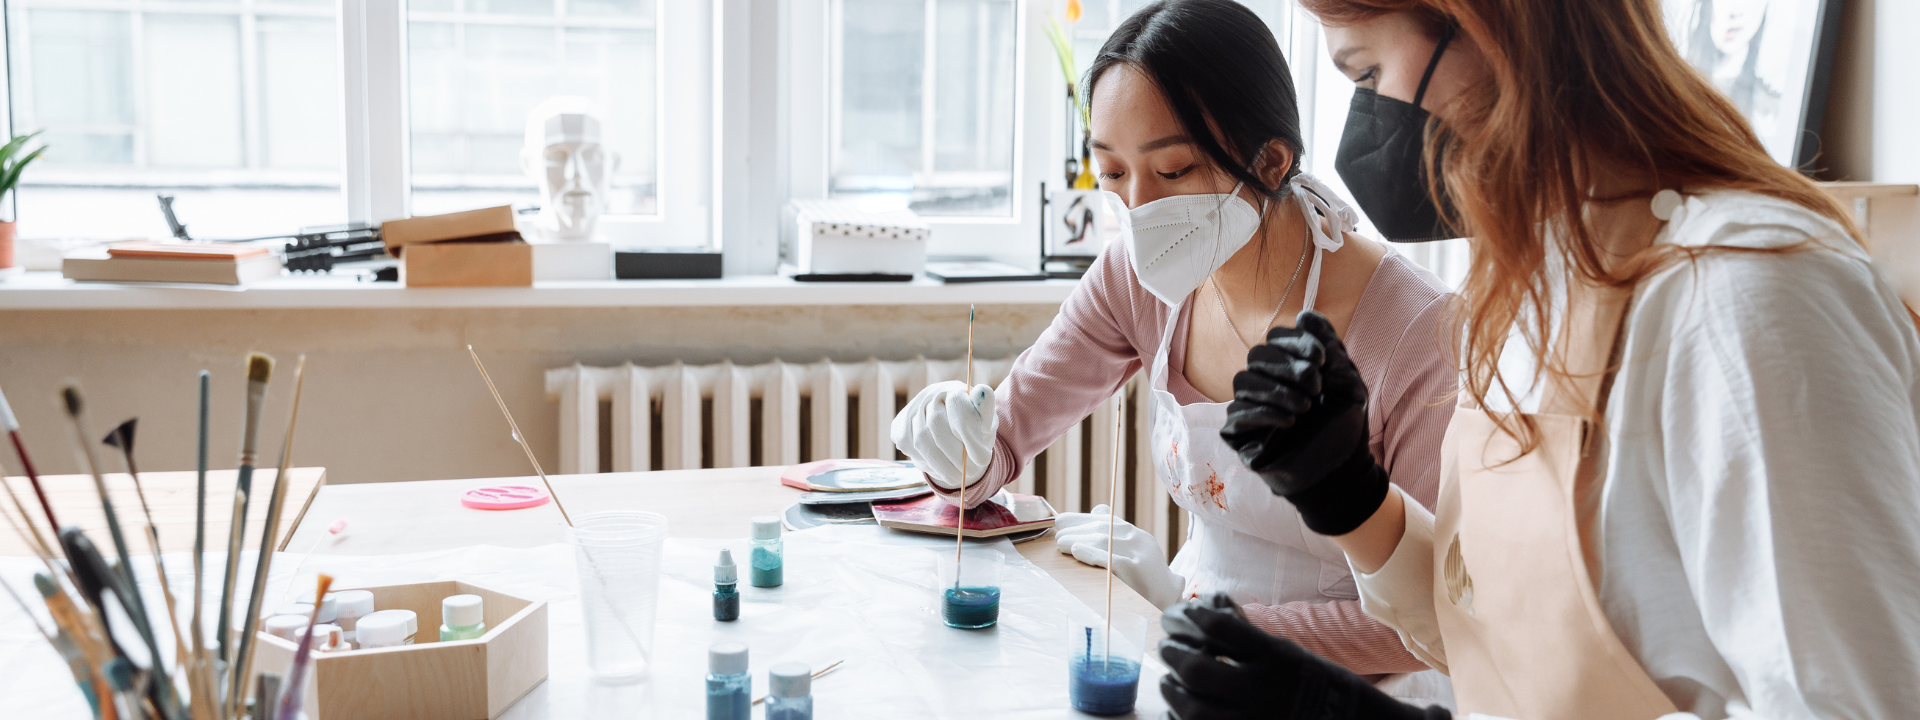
[7, 0, 343, 240]
[830, 0, 1017, 217]
[406, 0, 659, 219]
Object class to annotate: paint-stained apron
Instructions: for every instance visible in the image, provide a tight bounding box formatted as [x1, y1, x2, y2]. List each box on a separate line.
[1430, 280, 1678, 719]
[1147, 296, 1451, 707]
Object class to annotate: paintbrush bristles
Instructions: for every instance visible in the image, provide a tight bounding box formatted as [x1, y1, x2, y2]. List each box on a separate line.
[247, 353, 274, 384]
[0, 384, 17, 431]
[61, 386, 81, 416]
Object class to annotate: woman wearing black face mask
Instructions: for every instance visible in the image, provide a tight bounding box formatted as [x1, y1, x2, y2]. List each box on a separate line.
[1164, 1, 1920, 720]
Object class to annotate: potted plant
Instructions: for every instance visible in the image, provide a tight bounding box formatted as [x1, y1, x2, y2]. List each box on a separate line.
[0, 131, 45, 272]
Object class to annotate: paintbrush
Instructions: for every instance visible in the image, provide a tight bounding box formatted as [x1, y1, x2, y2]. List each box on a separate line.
[229, 355, 304, 720]
[218, 353, 273, 672]
[0, 384, 60, 532]
[191, 370, 212, 720]
[273, 573, 332, 720]
[6, 573, 98, 715]
[36, 573, 119, 720]
[105, 418, 203, 717]
[62, 525, 183, 719]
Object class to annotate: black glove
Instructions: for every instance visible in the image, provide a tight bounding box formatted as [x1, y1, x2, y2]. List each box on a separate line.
[1219, 310, 1390, 536]
[1158, 593, 1449, 720]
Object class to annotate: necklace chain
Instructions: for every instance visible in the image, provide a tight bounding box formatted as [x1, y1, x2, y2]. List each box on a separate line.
[1211, 235, 1312, 350]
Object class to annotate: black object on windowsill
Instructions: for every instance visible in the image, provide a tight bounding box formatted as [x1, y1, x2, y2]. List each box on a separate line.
[615, 249, 723, 279]
[790, 272, 914, 282]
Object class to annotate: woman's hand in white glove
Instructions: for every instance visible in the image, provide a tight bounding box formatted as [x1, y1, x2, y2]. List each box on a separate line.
[1055, 505, 1188, 610]
[890, 381, 996, 491]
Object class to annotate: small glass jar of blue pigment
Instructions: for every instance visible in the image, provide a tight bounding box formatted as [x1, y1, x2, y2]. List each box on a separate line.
[713, 549, 740, 621]
[1066, 611, 1147, 715]
[935, 549, 1003, 629]
[705, 643, 751, 720]
[765, 661, 813, 720]
[749, 516, 783, 588]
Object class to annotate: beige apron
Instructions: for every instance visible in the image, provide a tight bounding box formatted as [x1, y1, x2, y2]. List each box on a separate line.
[1429, 281, 1680, 719]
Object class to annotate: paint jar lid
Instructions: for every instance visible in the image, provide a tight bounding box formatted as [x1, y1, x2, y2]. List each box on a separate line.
[297, 592, 339, 623]
[443, 594, 484, 629]
[264, 614, 307, 641]
[358, 610, 418, 647]
[274, 602, 314, 621]
[709, 642, 749, 675]
[714, 549, 737, 584]
[333, 590, 376, 620]
[750, 516, 782, 540]
[769, 662, 811, 698]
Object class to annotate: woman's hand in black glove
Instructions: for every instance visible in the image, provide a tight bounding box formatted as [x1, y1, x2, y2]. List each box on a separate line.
[1157, 593, 1449, 720]
[1219, 310, 1389, 536]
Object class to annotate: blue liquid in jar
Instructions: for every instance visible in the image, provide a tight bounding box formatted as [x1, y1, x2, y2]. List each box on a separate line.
[1068, 655, 1141, 715]
[766, 695, 813, 720]
[941, 586, 1000, 628]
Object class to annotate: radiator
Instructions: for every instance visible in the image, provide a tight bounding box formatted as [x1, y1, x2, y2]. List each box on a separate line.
[546, 358, 1188, 556]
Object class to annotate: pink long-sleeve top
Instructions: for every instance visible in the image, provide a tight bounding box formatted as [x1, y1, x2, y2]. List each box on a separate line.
[934, 240, 1457, 675]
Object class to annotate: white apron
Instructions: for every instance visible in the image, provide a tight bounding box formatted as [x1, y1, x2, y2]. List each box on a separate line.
[1149, 175, 1452, 706]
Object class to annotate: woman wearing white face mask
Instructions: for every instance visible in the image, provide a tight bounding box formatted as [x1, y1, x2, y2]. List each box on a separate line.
[891, 0, 1456, 704]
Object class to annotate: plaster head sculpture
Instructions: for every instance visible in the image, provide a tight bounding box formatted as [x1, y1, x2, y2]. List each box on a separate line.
[521, 96, 620, 241]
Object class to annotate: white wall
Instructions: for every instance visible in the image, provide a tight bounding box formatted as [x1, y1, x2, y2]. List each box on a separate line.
[0, 303, 1061, 485]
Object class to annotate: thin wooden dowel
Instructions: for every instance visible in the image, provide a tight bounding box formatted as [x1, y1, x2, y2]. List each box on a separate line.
[1104, 388, 1124, 669]
[954, 305, 974, 584]
[468, 346, 573, 528]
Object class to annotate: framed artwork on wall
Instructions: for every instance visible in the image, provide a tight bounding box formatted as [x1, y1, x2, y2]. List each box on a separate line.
[1663, 0, 1847, 171]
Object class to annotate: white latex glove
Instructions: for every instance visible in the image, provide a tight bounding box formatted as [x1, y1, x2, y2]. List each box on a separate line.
[890, 381, 996, 491]
[1054, 505, 1187, 610]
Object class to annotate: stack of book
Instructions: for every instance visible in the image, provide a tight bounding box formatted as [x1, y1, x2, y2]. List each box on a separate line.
[63, 241, 283, 285]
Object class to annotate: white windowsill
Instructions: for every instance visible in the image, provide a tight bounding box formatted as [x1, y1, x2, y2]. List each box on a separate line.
[0, 271, 1081, 310]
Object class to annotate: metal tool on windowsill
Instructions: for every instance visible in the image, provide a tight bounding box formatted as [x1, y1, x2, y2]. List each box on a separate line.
[157, 194, 387, 273]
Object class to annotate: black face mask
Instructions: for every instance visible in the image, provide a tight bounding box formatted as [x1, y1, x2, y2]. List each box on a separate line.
[1334, 25, 1459, 242]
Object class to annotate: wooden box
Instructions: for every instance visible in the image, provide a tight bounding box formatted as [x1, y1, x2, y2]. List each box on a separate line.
[402, 241, 534, 287]
[253, 580, 548, 720]
[382, 206, 520, 254]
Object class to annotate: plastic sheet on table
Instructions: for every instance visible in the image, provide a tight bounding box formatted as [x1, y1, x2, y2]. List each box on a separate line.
[1, 524, 1170, 718]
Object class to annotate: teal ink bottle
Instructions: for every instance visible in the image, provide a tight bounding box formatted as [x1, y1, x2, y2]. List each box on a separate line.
[713, 549, 740, 621]
[706, 643, 751, 720]
[766, 662, 814, 720]
[749, 516, 783, 588]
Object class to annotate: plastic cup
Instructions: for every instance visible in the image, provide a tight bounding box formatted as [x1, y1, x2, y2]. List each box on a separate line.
[567, 511, 669, 682]
[935, 549, 1004, 629]
[1066, 611, 1148, 715]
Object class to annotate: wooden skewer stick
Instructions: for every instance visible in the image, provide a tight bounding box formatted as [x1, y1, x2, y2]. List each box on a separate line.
[750, 659, 845, 706]
[467, 346, 572, 527]
[467, 345, 651, 663]
[1104, 388, 1125, 669]
[954, 305, 974, 584]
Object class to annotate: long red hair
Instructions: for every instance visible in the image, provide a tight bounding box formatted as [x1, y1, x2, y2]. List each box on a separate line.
[1300, 0, 1858, 443]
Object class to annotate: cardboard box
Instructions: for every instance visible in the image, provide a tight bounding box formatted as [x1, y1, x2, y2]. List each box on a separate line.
[382, 206, 521, 255]
[253, 580, 548, 720]
[403, 241, 533, 287]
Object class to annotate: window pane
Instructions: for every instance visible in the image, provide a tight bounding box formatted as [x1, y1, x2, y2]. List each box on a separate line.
[408, 3, 658, 218]
[145, 14, 244, 168]
[833, 0, 1017, 217]
[8, 5, 344, 240]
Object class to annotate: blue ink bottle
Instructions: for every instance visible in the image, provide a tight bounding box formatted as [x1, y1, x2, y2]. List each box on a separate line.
[706, 643, 751, 720]
[713, 549, 740, 621]
[749, 516, 783, 588]
[766, 661, 814, 720]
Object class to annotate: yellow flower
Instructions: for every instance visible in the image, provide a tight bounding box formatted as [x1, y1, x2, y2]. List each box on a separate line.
[1066, 0, 1082, 23]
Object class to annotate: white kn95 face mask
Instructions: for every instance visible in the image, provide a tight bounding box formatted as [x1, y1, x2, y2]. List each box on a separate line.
[1111, 182, 1268, 307]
